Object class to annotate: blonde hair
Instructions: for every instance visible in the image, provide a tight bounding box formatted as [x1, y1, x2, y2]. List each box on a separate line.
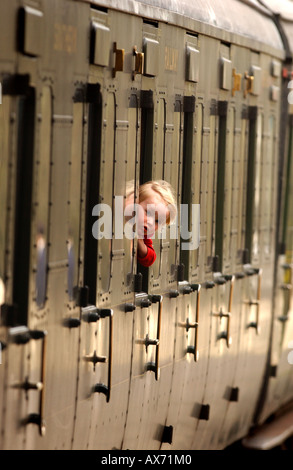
[139, 180, 177, 225]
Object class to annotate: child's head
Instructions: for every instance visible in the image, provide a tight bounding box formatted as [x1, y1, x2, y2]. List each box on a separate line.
[139, 180, 177, 225]
[125, 180, 177, 238]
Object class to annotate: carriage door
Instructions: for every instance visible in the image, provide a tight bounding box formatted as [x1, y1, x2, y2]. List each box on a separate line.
[71, 84, 114, 448]
[123, 89, 165, 450]
[194, 103, 237, 448]
[0, 77, 47, 449]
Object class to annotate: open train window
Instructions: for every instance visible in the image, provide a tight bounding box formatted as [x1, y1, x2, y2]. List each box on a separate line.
[13, 88, 36, 325]
[215, 102, 235, 272]
[139, 92, 182, 287]
[139, 90, 154, 184]
[245, 107, 263, 263]
[83, 84, 103, 304]
[150, 97, 166, 281]
[138, 90, 155, 292]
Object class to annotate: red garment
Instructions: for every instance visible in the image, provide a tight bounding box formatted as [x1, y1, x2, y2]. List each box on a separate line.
[137, 238, 156, 267]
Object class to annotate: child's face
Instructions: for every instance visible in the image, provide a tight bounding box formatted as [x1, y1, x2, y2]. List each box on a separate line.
[138, 189, 170, 238]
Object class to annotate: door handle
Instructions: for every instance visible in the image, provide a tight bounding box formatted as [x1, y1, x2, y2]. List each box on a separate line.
[146, 294, 163, 381]
[93, 308, 113, 403]
[278, 284, 292, 323]
[136, 294, 162, 380]
[212, 275, 234, 347]
[245, 267, 262, 334]
[278, 263, 292, 323]
[178, 284, 201, 361]
[9, 327, 47, 436]
[187, 284, 201, 361]
[213, 308, 232, 347]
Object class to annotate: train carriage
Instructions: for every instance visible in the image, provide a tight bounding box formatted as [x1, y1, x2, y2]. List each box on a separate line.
[0, 0, 292, 450]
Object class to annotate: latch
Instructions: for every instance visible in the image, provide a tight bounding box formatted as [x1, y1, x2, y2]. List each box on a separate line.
[244, 72, 254, 97]
[113, 42, 124, 78]
[178, 283, 201, 361]
[136, 294, 163, 380]
[82, 307, 113, 402]
[132, 46, 144, 80]
[232, 68, 242, 96]
[212, 274, 235, 347]
[244, 267, 262, 334]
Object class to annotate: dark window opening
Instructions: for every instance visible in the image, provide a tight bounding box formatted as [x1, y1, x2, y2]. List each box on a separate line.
[281, 116, 293, 260]
[245, 106, 258, 263]
[83, 84, 102, 305]
[215, 101, 228, 272]
[13, 87, 35, 325]
[181, 97, 195, 279]
[138, 90, 154, 292]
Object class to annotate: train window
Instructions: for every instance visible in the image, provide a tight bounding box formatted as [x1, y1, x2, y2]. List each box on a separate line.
[165, 99, 181, 198]
[97, 91, 115, 295]
[164, 98, 182, 275]
[252, 113, 263, 261]
[185, 32, 199, 83]
[192, 104, 202, 269]
[67, 101, 83, 301]
[124, 95, 139, 284]
[153, 98, 165, 180]
[245, 107, 263, 262]
[222, 107, 235, 269]
[237, 116, 249, 257]
[138, 90, 154, 292]
[282, 116, 293, 264]
[152, 97, 166, 281]
[140, 90, 154, 183]
[181, 98, 201, 277]
[35, 86, 52, 308]
[215, 101, 230, 272]
[0, 95, 9, 293]
[206, 112, 217, 267]
[13, 88, 35, 325]
[261, 115, 275, 256]
[84, 85, 103, 304]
